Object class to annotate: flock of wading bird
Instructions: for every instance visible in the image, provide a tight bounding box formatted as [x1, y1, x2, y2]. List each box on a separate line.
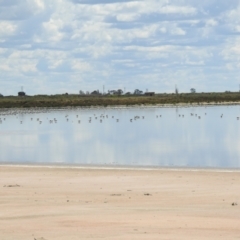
[0, 113, 144, 124]
[0, 109, 240, 125]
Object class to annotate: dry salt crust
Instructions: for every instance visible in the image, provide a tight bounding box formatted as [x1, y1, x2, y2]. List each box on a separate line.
[0, 165, 240, 240]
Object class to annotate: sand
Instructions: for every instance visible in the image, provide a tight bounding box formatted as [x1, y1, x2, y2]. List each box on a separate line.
[0, 165, 240, 240]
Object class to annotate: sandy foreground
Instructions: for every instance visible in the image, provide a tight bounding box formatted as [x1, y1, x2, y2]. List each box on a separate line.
[0, 166, 240, 240]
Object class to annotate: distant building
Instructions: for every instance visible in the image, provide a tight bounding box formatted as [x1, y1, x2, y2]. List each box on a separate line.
[18, 91, 26, 97]
[145, 92, 155, 96]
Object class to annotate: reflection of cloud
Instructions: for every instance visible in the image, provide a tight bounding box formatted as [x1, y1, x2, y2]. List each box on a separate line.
[0, 133, 39, 163]
[224, 126, 240, 161]
[73, 131, 92, 142]
[47, 132, 68, 163]
[148, 140, 174, 155]
[84, 141, 116, 164]
[0, 134, 39, 148]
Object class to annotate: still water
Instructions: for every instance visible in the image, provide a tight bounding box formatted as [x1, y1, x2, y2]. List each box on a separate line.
[0, 105, 240, 169]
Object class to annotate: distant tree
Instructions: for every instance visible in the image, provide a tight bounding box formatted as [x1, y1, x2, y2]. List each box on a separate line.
[117, 89, 123, 95]
[190, 88, 196, 93]
[108, 90, 117, 95]
[134, 89, 143, 95]
[91, 90, 100, 95]
[86, 91, 90, 95]
[125, 92, 131, 95]
[0, 93, 3, 98]
[79, 90, 85, 95]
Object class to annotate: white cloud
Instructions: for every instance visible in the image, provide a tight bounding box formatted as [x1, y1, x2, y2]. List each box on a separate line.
[34, 0, 45, 10]
[235, 25, 240, 33]
[0, 21, 17, 39]
[42, 18, 65, 42]
[123, 45, 211, 62]
[158, 5, 196, 15]
[0, 58, 37, 73]
[0, 0, 240, 95]
[71, 60, 91, 71]
[0, 0, 46, 21]
[206, 18, 218, 27]
[170, 26, 186, 36]
[221, 37, 240, 70]
[116, 13, 139, 22]
[225, 4, 240, 22]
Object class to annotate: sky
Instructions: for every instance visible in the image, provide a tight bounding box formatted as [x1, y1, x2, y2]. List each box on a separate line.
[1, 0, 240, 95]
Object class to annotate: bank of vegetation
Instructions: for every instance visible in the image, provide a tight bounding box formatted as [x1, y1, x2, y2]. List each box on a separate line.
[0, 92, 240, 108]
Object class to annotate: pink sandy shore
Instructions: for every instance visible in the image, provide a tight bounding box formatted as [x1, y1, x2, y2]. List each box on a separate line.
[0, 165, 239, 240]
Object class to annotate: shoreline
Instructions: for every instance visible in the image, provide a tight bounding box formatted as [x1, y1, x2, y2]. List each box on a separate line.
[0, 101, 240, 114]
[1, 163, 240, 173]
[1, 165, 239, 239]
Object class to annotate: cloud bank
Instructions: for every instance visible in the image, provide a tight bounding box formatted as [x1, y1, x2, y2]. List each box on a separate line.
[0, 0, 240, 95]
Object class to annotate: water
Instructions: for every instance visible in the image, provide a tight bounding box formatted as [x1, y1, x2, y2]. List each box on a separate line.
[0, 105, 240, 169]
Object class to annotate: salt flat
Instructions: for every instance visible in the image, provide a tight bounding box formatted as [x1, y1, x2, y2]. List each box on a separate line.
[0, 166, 239, 240]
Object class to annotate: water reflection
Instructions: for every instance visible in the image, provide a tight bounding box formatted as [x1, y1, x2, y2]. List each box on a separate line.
[0, 106, 240, 169]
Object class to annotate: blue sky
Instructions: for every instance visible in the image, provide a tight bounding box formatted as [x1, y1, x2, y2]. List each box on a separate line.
[1, 0, 240, 95]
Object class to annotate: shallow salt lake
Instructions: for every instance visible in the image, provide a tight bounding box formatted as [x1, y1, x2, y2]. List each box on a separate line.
[0, 105, 240, 169]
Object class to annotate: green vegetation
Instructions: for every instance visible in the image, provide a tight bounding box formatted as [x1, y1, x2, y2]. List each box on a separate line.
[0, 92, 240, 109]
